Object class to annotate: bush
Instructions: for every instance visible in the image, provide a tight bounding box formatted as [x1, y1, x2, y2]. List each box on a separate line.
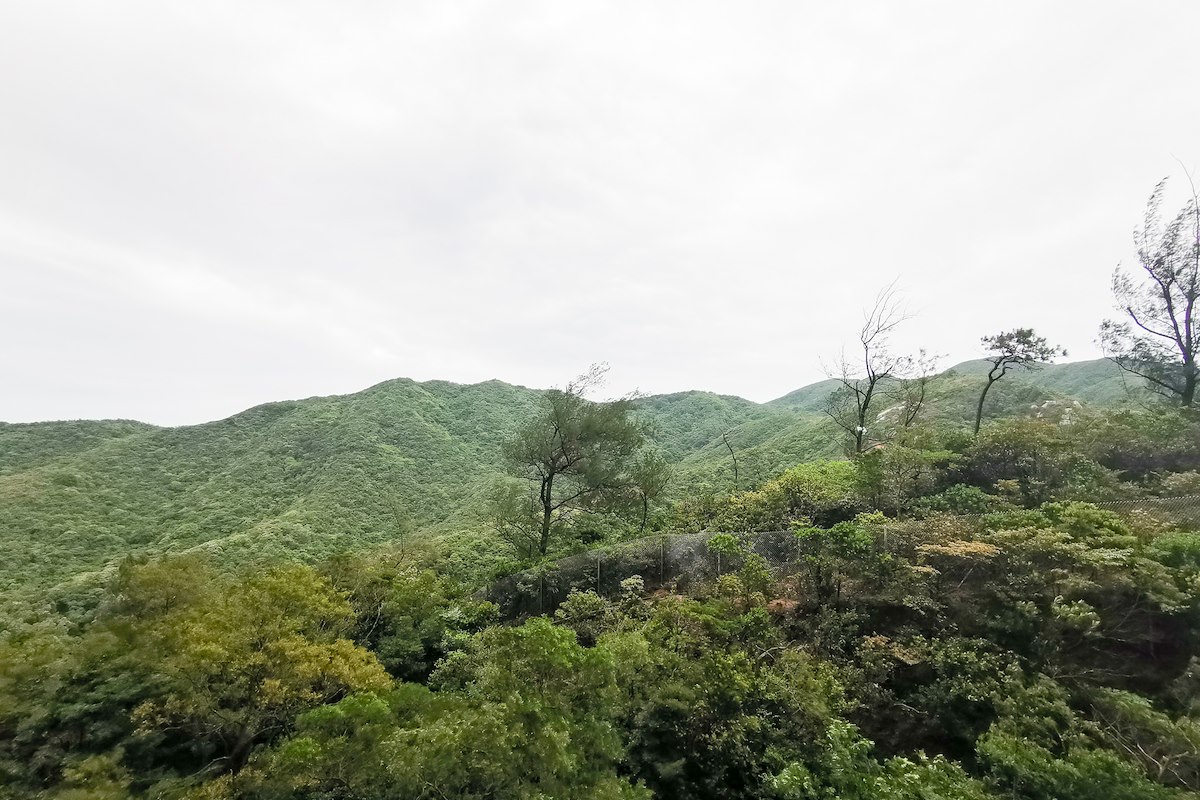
[915, 484, 1012, 516]
[676, 460, 863, 532]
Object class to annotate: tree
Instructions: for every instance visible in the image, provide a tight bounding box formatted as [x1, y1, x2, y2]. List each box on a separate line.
[824, 284, 913, 455]
[410, 618, 648, 800]
[974, 328, 1066, 435]
[894, 350, 941, 440]
[721, 430, 739, 491]
[131, 564, 390, 776]
[253, 619, 648, 800]
[855, 444, 952, 515]
[322, 552, 497, 681]
[629, 448, 672, 534]
[492, 364, 653, 558]
[1101, 177, 1200, 407]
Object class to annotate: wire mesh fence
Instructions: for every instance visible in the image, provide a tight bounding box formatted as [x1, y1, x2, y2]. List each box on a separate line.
[485, 530, 801, 618]
[484, 494, 1200, 618]
[1091, 494, 1200, 528]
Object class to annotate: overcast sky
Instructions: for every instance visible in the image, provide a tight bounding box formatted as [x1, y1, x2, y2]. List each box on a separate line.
[3, 2, 1199, 426]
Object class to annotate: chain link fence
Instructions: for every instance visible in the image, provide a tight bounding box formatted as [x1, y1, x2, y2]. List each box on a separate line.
[486, 530, 803, 618]
[484, 495, 1200, 618]
[1091, 494, 1200, 528]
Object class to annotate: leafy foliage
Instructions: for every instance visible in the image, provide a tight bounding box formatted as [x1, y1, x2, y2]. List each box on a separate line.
[5, 477, 1200, 798]
[490, 366, 659, 558]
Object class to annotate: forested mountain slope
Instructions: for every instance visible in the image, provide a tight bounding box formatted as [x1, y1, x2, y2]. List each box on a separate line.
[767, 358, 1127, 414]
[689, 358, 1134, 490]
[0, 359, 1137, 595]
[0, 378, 547, 595]
[0, 419, 157, 475]
[934, 358, 1133, 408]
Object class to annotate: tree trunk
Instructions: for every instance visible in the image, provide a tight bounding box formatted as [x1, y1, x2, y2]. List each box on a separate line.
[853, 402, 867, 454]
[1183, 365, 1197, 408]
[975, 377, 997, 435]
[539, 474, 553, 556]
[225, 728, 257, 775]
[722, 432, 739, 490]
[855, 382, 875, 454]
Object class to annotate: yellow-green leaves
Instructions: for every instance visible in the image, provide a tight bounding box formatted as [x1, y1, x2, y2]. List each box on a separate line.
[128, 562, 390, 776]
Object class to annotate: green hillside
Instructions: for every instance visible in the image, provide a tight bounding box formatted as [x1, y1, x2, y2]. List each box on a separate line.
[934, 358, 1133, 407]
[0, 359, 1146, 596]
[0, 379, 544, 596]
[0, 419, 157, 475]
[765, 377, 844, 413]
[631, 391, 769, 459]
[769, 358, 1134, 421]
[685, 358, 1141, 490]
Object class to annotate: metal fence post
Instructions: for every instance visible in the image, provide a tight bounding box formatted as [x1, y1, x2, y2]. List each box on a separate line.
[660, 536, 665, 586]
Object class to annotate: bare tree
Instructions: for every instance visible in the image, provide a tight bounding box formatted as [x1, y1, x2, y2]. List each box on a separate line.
[721, 430, 739, 491]
[1100, 176, 1200, 407]
[894, 349, 941, 440]
[823, 284, 913, 455]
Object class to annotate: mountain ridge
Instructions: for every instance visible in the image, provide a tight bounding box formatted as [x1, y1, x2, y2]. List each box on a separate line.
[0, 357, 1141, 597]
[1, 357, 1125, 429]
